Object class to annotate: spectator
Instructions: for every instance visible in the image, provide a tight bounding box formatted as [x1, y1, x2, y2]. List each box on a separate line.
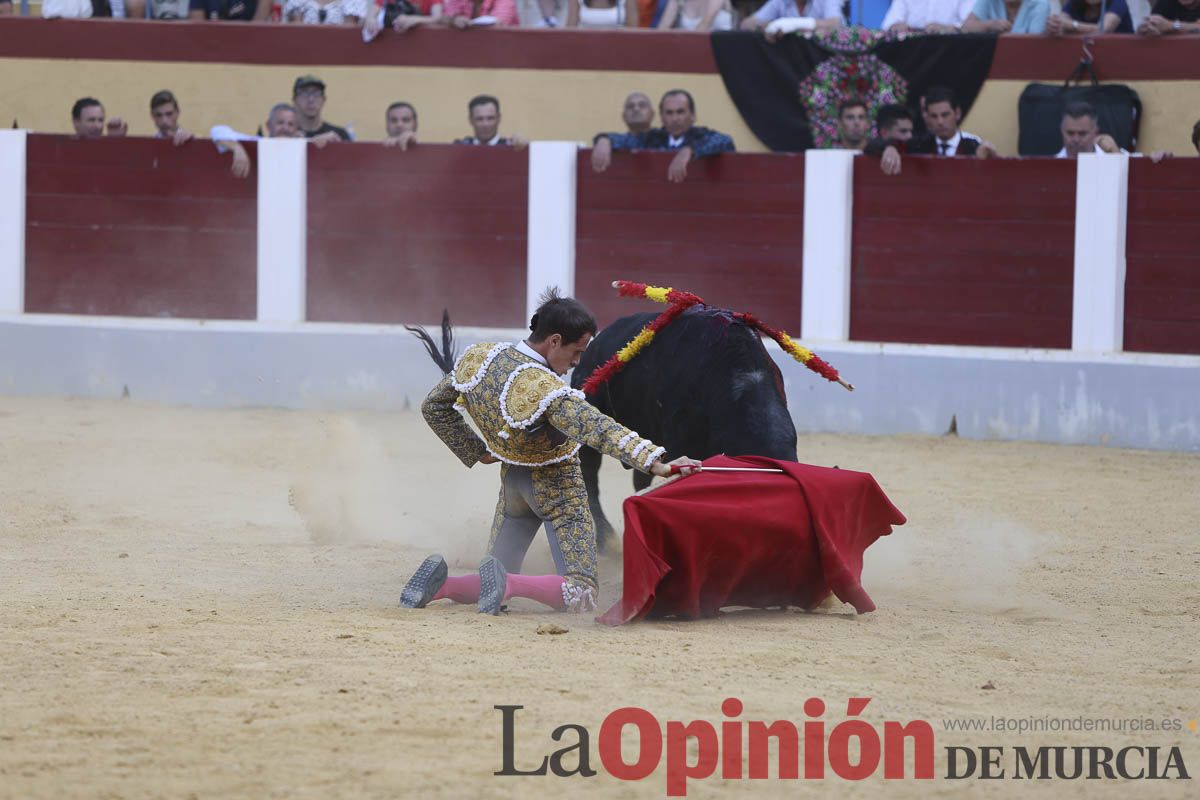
[1046, 0, 1132, 33]
[1055, 102, 1122, 157]
[190, 0, 271, 18]
[882, 0, 974, 32]
[961, 0, 1050, 32]
[442, 0, 519, 25]
[907, 86, 994, 156]
[622, 91, 655, 134]
[1137, 0, 1200, 34]
[656, 0, 733, 29]
[122, 0, 149, 17]
[383, 101, 418, 150]
[566, 0, 639, 26]
[147, 0, 191, 17]
[1194, 119, 1200, 154]
[210, 103, 304, 179]
[285, 0, 367, 23]
[0, 1, 11, 15]
[149, 90, 193, 147]
[863, 103, 915, 175]
[591, 88, 735, 183]
[363, 0, 443, 37]
[739, 0, 845, 33]
[71, 97, 127, 139]
[535, 0, 562, 26]
[454, 95, 528, 146]
[292, 75, 353, 145]
[833, 98, 870, 150]
[42, 0, 99, 17]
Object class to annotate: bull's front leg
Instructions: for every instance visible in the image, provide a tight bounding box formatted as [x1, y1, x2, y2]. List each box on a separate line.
[579, 445, 616, 553]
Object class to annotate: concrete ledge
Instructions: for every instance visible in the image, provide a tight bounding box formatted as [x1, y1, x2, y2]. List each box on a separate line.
[1, 315, 1197, 452]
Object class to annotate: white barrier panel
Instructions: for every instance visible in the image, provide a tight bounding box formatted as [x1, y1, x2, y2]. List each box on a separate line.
[801, 149, 855, 342]
[526, 141, 578, 322]
[0, 130, 26, 315]
[1072, 153, 1129, 353]
[2, 316, 1197, 451]
[256, 138, 308, 323]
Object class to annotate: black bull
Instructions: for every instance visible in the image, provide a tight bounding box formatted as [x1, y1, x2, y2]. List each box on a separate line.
[571, 307, 798, 550]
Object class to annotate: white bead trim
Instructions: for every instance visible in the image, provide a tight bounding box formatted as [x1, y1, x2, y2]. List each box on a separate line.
[485, 442, 582, 468]
[630, 439, 652, 462]
[496, 429, 510, 439]
[451, 342, 510, 392]
[642, 446, 666, 469]
[561, 582, 597, 613]
[498, 362, 585, 431]
[616, 431, 638, 451]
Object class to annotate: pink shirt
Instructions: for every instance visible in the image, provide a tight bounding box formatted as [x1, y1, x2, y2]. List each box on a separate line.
[441, 0, 518, 24]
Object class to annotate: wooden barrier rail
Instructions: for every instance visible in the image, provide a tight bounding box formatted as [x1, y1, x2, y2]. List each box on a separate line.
[3, 133, 1198, 356]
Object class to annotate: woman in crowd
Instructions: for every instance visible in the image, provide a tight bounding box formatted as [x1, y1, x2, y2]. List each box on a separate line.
[565, 0, 640, 27]
[961, 0, 1051, 33]
[285, 0, 368, 23]
[656, 0, 733, 29]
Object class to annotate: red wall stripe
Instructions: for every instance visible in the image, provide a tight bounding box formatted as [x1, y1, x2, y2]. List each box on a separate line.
[24, 135, 257, 319]
[1, 18, 1196, 80]
[304, 144, 528, 327]
[575, 151, 805, 329]
[1124, 158, 1200, 355]
[850, 156, 1076, 349]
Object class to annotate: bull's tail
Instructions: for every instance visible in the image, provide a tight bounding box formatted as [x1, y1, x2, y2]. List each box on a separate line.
[405, 309, 456, 376]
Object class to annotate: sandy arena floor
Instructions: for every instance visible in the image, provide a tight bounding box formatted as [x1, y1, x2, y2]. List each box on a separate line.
[0, 395, 1197, 799]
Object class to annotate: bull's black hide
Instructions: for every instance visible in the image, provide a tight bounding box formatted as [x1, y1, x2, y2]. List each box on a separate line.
[571, 306, 799, 550]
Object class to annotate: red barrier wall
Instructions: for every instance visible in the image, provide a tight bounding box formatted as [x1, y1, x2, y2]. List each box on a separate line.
[850, 156, 1076, 349]
[1125, 159, 1200, 355]
[24, 135, 257, 319]
[575, 151, 804, 328]
[305, 144, 528, 327]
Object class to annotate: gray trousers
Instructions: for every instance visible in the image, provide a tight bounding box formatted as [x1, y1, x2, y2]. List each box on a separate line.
[486, 461, 598, 591]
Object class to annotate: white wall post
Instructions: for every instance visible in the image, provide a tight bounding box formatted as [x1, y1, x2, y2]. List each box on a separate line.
[526, 141, 577, 322]
[256, 138, 307, 323]
[0, 130, 27, 315]
[1072, 153, 1129, 353]
[801, 149, 855, 341]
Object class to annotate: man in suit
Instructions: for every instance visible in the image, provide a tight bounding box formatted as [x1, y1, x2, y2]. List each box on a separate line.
[907, 86, 994, 157]
[453, 95, 528, 148]
[590, 89, 736, 183]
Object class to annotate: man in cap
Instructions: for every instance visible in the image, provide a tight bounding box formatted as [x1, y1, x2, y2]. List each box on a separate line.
[292, 75, 352, 145]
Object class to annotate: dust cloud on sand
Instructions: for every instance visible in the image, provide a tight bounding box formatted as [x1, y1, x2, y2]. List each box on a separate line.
[2, 398, 1197, 799]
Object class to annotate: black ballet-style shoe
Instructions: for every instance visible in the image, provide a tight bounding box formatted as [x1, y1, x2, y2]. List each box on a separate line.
[400, 554, 448, 609]
[477, 555, 508, 616]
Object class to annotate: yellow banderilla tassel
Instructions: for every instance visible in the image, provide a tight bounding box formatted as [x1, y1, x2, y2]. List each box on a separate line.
[644, 286, 673, 304]
[616, 327, 656, 361]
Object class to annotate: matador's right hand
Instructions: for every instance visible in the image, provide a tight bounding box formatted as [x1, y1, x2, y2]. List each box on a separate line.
[650, 456, 701, 478]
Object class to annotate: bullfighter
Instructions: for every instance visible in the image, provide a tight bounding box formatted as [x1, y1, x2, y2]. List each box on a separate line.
[400, 289, 700, 615]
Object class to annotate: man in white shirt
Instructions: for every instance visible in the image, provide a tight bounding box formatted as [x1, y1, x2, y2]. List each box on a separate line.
[740, 0, 846, 32]
[209, 103, 303, 179]
[883, 0, 975, 32]
[1055, 102, 1122, 158]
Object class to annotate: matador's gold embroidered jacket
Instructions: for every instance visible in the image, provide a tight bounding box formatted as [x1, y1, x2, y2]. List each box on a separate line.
[422, 342, 666, 471]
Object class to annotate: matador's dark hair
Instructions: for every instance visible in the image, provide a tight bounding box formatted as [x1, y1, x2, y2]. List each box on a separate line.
[528, 288, 597, 345]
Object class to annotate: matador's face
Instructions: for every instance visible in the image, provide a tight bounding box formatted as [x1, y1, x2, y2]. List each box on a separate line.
[546, 333, 592, 376]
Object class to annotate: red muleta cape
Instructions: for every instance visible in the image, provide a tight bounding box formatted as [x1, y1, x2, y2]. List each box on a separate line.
[597, 455, 906, 625]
